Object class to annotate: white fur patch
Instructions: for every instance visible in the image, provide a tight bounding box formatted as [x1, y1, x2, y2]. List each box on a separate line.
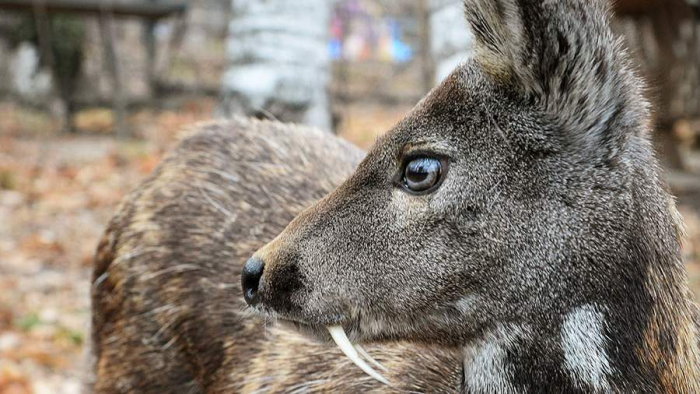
[455, 294, 480, 315]
[561, 305, 612, 392]
[463, 326, 520, 394]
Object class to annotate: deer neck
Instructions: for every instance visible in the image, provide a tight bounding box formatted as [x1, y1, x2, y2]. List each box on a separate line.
[460, 298, 700, 393]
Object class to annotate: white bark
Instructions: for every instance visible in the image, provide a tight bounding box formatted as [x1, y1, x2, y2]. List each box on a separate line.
[221, 0, 331, 131]
[10, 43, 53, 100]
[429, 0, 473, 83]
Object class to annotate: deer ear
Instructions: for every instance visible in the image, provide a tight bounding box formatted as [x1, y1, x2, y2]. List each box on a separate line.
[463, 0, 647, 161]
[463, 0, 531, 88]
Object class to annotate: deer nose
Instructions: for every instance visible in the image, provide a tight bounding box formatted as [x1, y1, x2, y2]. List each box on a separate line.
[242, 257, 265, 306]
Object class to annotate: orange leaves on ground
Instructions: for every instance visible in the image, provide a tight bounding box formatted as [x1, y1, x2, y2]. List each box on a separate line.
[0, 361, 32, 394]
[0, 98, 217, 393]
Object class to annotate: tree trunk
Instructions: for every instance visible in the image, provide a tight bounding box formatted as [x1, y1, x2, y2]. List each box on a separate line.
[220, 0, 331, 132]
[429, 0, 473, 84]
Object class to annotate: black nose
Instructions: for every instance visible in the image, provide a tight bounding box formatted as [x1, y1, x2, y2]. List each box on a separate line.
[242, 257, 265, 306]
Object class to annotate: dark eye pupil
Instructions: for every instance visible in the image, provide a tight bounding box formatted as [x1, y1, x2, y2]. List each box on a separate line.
[404, 157, 441, 193]
[407, 169, 429, 183]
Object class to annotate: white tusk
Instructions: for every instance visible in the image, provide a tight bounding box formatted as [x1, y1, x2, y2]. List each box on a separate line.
[354, 344, 388, 372]
[327, 325, 390, 385]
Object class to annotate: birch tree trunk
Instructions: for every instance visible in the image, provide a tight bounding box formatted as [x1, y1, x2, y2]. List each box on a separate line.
[220, 0, 332, 132]
[429, 0, 473, 84]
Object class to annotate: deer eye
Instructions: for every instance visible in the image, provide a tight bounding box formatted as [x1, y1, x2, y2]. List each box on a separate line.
[402, 157, 444, 194]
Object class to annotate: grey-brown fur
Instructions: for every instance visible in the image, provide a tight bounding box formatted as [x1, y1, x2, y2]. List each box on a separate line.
[90, 119, 463, 392]
[92, 0, 700, 392]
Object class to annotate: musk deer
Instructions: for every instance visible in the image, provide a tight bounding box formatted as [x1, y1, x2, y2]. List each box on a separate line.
[91, 0, 700, 392]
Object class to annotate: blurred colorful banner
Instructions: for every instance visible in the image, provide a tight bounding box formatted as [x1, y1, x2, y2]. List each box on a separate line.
[329, 0, 413, 63]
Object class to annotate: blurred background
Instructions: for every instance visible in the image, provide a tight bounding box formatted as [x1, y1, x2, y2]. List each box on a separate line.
[0, 0, 698, 392]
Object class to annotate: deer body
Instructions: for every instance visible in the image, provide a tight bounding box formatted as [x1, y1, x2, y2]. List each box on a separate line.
[89, 119, 464, 393]
[91, 0, 700, 392]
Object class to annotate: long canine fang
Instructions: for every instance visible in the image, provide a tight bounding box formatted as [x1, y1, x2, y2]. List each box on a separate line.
[354, 344, 388, 372]
[327, 325, 390, 385]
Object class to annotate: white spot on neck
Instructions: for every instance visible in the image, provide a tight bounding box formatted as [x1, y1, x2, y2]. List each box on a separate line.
[463, 325, 521, 394]
[561, 305, 613, 392]
[454, 294, 480, 315]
